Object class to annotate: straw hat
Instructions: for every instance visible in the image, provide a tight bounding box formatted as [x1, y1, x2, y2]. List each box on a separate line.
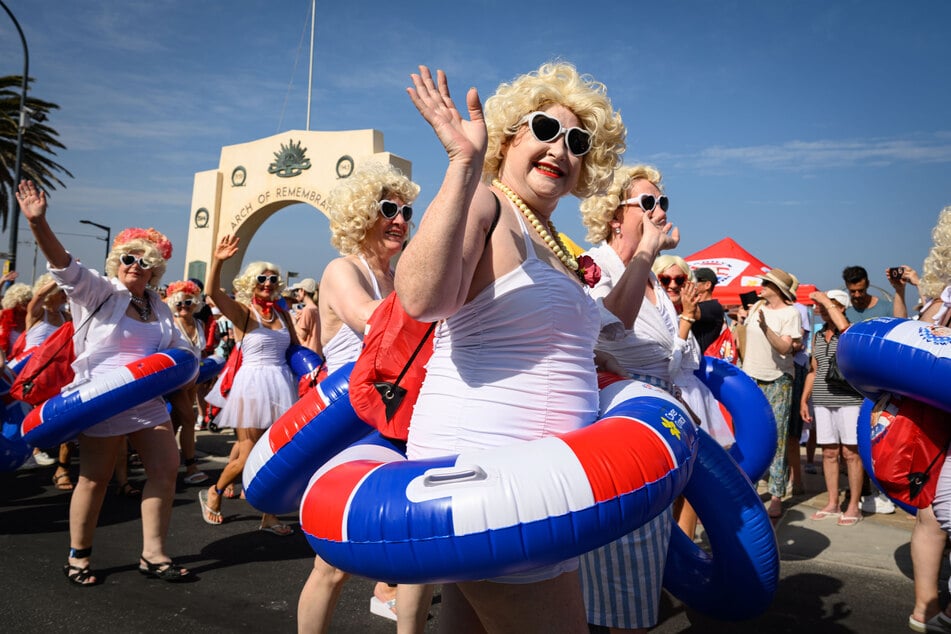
[756, 268, 797, 302]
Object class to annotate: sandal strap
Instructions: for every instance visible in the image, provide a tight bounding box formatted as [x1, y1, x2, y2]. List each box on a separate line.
[63, 563, 96, 585]
[68, 546, 92, 559]
[56, 461, 69, 469]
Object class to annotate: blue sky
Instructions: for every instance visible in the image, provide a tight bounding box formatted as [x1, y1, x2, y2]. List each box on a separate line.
[2, 0, 950, 302]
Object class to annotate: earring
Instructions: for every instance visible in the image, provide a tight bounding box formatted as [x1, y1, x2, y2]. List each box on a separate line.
[614, 226, 621, 235]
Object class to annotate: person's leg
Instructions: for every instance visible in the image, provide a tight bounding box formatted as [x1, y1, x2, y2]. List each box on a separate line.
[52, 442, 74, 490]
[436, 583, 485, 634]
[205, 426, 258, 518]
[815, 445, 841, 514]
[395, 583, 434, 634]
[297, 554, 351, 634]
[911, 506, 946, 624]
[841, 444, 864, 519]
[167, 386, 198, 474]
[761, 375, 792, 517]
[676, 499, 699, 541]
[66, 434, 124, 583]
[457, 572, 587, 633]
[787, 363, 807, 494]
[129, 422, 184, 568]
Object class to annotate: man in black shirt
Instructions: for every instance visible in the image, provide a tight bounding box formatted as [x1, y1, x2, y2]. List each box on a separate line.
[691, 267, 725, 351]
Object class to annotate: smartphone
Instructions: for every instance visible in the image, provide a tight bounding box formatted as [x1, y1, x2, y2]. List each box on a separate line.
[888, 267, 904, 280]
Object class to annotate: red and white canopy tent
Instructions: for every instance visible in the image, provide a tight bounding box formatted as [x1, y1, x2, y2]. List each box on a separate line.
[685, 237, 817, 306]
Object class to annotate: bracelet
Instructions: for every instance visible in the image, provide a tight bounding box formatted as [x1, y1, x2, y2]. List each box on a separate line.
[679, 315, 696, 323]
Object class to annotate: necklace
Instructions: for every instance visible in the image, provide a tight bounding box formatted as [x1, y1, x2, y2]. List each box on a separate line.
[253, 304, 275, 324]
[492, 179, 579, 274]
[176, 315, 199, 344]
[129, 294, 152, 322]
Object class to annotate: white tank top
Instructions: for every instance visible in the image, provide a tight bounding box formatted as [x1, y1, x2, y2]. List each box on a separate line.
[407, 200, 600, 459]
[322, 255, 383, 374]
[24, 312, 60, 349]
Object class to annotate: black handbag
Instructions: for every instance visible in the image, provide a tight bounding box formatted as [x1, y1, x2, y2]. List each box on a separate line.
[824, 334, 854, 390]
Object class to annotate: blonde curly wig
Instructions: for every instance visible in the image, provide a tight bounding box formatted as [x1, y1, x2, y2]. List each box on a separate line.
[327, 162, 420, 256]
[164, 279, 204, 312]
[484, 61, 626, 199]
[920, 205, 951, 300]
[1, 282, 32, 309]
[651, 254, 692, 280]
[104, 238, 168, 287]
[232, 261, 283, 305]
[580, 164, 663, 244]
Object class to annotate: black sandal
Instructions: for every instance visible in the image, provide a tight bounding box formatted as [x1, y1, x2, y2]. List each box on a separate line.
[117, 481, 141, 498]
[64, 547, 97, 587]
[139, 557, 190, 582]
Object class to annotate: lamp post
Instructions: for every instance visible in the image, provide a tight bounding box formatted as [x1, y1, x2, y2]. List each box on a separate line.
[1, 0, 29, 273]
[79, 220, 111, 268]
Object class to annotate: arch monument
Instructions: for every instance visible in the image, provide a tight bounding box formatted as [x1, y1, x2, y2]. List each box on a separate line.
[183, 129, 411, 287]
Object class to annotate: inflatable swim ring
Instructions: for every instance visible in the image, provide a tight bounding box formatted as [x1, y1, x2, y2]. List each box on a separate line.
[694, 356, 776, 482]
[21, 348, 199, 448]
[0, 366, 31, 471]
[837, 317, 951, 412]
[243, 362, 367, 515]
[195, 354, 226, 385]
[300, 383, 697, 584]
[286, 344, 323, 379]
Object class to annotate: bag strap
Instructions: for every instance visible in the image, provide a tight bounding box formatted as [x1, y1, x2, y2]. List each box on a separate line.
[20, 296, 108, 384]
[389, 194, 502, 390]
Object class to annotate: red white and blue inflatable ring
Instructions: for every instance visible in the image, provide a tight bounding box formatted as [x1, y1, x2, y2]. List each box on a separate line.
[195, 354, 226, 385]
[0, 366, 31, 471]
[21, 348, 199, 448]
[856, 395, 918, 516]
[694, 356, 776, 483]
[300, 385, 698, 584]
[286, 344, 324, 379]
[837, 317, 951, 412]
[663, 427, 780, 620]
[243, 362, 369, 515]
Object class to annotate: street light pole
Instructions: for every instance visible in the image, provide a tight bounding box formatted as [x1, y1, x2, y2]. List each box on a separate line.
[1, 0, 29, 273]
[79, 220, 111, 268]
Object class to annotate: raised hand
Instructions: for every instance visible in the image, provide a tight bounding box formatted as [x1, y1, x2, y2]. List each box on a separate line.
[680, 280, 700, 317]
[214, 235, 239, 261]
[16, 180, 47, 222]
[407, 66, 487, 165]
[639, 207, 679, 255]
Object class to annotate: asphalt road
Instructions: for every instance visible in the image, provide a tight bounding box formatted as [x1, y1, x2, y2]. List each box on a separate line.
[0, 430, 935, 633]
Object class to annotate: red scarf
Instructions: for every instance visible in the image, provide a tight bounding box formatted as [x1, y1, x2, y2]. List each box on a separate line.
[253, 296, 275, 318]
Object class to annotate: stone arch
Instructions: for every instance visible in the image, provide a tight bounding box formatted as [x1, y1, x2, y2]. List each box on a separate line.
[184, 129, 411, 288]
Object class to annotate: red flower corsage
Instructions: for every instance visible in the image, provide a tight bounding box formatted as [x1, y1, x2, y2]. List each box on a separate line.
[576, 255, 601, 288]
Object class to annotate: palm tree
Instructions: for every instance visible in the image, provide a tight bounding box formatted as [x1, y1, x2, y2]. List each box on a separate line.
[0, 75, 72, 230]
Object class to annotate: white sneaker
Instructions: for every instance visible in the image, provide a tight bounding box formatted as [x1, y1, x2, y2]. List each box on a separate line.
[861, 493, 896, 514]
[32, 451, 55, 466]
[369, 596, 398, 622]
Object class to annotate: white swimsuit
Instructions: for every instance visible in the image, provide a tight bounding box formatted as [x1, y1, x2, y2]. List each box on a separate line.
[322, 255, 383, 374]
[409, 203, 600, 456]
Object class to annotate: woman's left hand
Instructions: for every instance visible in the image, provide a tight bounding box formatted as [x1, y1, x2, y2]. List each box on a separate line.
[214, 235, 239, 262]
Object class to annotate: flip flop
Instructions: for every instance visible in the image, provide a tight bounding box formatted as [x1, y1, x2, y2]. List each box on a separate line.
[198, 489, 222, 525]
[809, 510, 841, 521]
[183, 471, 209, 485]
[836, 515, 862, 527]
[259, 523, 293, 536]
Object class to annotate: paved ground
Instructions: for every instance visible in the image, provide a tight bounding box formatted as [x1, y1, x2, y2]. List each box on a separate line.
[0, 431, 937, 633]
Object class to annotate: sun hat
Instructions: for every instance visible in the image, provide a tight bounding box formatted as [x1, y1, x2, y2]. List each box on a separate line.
[289, 278, 317, 294]
[755, 268, 797, 302]
[826, 289, 850, 307]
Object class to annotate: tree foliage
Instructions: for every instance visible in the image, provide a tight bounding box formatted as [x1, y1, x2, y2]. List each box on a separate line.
[0, 75, 73, 230]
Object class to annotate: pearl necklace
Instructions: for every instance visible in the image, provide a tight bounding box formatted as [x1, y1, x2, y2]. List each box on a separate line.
[129, 294, 152, 322]
[492, 179, 579, 273]
[253, 304, 275, 324]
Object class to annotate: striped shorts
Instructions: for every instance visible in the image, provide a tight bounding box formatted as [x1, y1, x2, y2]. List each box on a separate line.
[579, 506, 673, 629]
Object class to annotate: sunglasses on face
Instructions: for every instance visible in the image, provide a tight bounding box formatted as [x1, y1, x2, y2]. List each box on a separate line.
[256, 275, 279, 285]
[174, 299, 194, 308]
[659, 275, 687, 287]
[518, 111, 592, 157]
[119, 253, 152, 269]
[620, 193, 669, 213]
[378, 200, 413, 222]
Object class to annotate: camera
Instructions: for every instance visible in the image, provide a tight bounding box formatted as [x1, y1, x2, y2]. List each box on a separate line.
[888, 267, 904, 280]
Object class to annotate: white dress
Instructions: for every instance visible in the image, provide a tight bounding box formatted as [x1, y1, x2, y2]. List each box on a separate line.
[211, 310, 296, 430]
[83, 315, 170, 437]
